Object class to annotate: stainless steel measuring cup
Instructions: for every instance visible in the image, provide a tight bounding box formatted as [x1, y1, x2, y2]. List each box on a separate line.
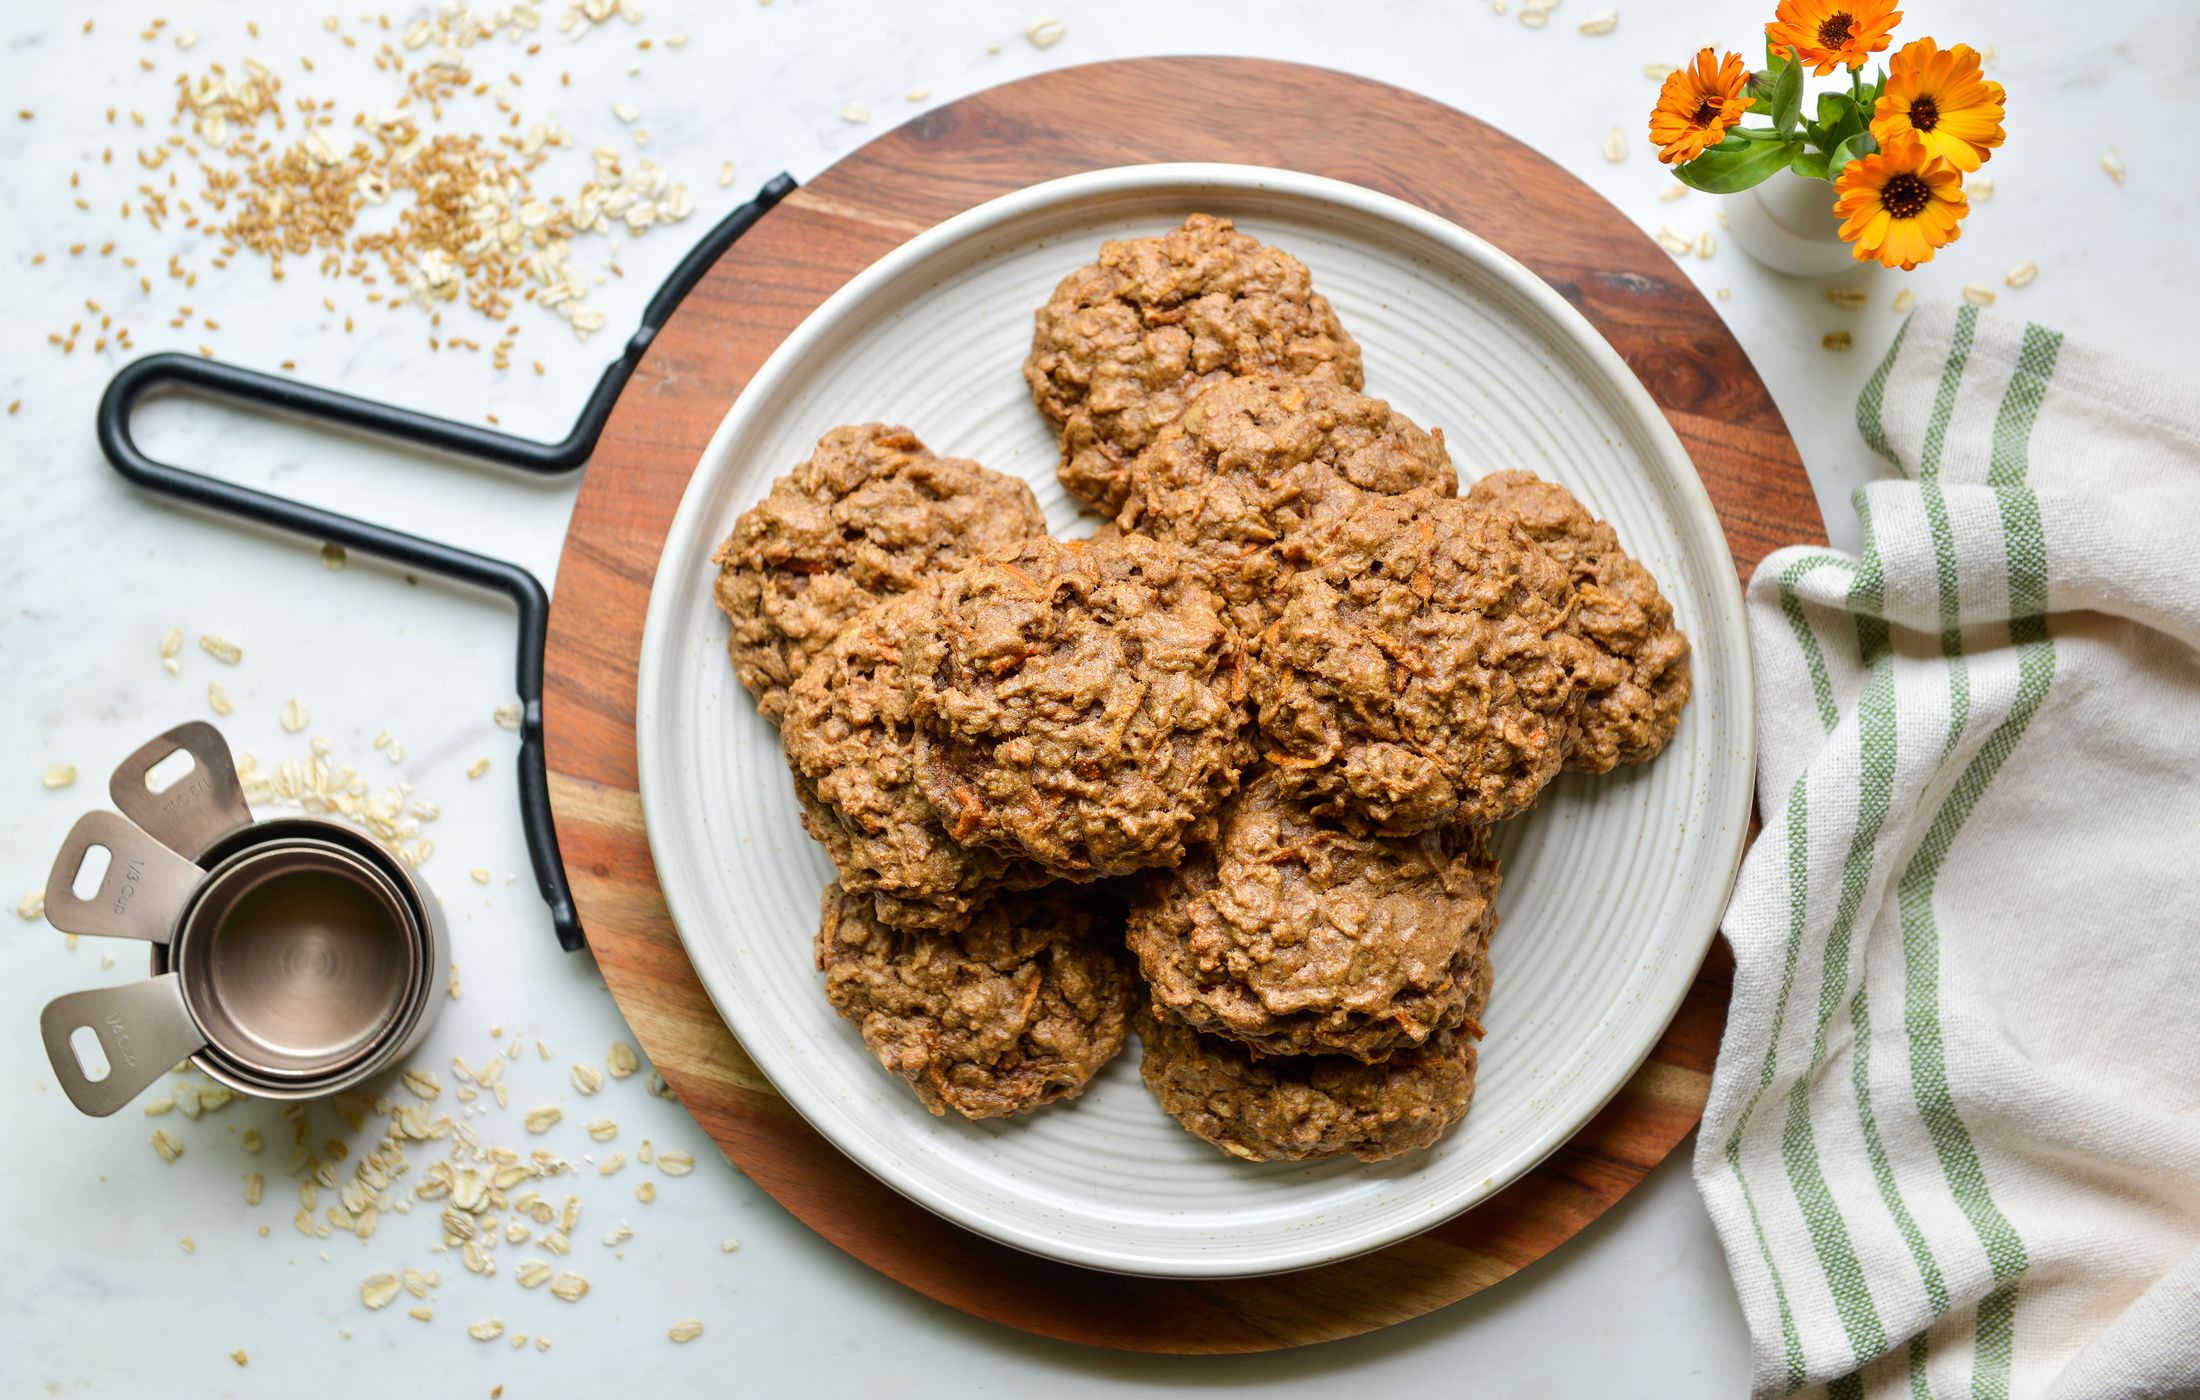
[38, 722, 450, 1115]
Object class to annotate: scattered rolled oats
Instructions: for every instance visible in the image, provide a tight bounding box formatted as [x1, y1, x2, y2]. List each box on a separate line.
[493, 702, 523, 731]
[1962, 283, 1997, 307]
[245, 1172, 265, 1206]
[612, 101, 640, 123]
[280, 700, 309, 733]
[160, 628, 184, 659]
[636, 1181, 656, 1204]
[587, 1118, 617, 1142]
[602, 1223, 633, 1246]
[242, 1127, 263, 1153]
[1600, 126, 1626, 163]
[361, 1273, 402, 1310]
[1654, 225, 1692, 256]
[906, 85, 930, 102]
[1658, 184, 1689, 202]
[549, 1271, 590, 1302]
[321, 543, 349, 570]
[152, 1129, 185, 1163]
[42, 764, 77, 789]
[518, 1259, 554, 1288]
[669, 1318, 704, 1343]
[468, 1318, 505, 1341]
[181, 1235, 196, 1253]
[839, 101, 870, 124]
[18, 891, 45, 921]
[2099, 151, 2125, 185]
[572, 1064, 605, 1095]
[657, 1149, 694, 1177]
[598, 1153, 626, 1177]
[1695, 231, 1716, 260]
[468, 757, 492, 779]
[1643, 61, 1675, 79]
[403, 1069, 443, 1099]
[1822, 331, 1854, 351]
[471, 868, 492, 885]
[1579, 10, 1619, 35]
[525, 1106, 562, 1134]
[1824, 287, 1869, 310]
[1893, 288, 1917, 313]
[207, 682, 234, 716]
[2005, 261, 2038, 289]
[721, 1237, 740, 1253]
[606, 1042, 641, 1079]
[409, 1306, 434, 1322]
[1969, 176, 1994, 203]
[1025, 18, 1067, 47]
[199, 634, 243, 665]
[230, 1349, 246, 1366]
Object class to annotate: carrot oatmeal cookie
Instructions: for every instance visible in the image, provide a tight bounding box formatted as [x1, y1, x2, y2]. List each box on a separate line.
[1136, 996, 1487, 1163]
[1127, 771, 1499, 1061]
[1115, 377, 1456, 635]
[1250, 492, 1594, 833]
[781, 589, 1043, 932]
[712, 423, 1046, 724]
[1026, 213, 1365, 516]
[905, 533, 1253, 880]
[1465, 470, 1691, 771]
[817, 882, 1137, 1120]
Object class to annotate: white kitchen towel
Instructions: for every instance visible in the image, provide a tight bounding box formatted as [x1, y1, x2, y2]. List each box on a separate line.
[1695, 302, 2200, 1400]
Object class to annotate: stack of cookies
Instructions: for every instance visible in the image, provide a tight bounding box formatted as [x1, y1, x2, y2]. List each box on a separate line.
[711, 214, 1690, 1163]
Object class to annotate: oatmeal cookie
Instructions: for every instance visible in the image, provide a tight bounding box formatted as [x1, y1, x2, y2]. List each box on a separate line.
[1128, 772, 1498, 1061]
[782, 590, 1042, 932]
[712, 423, 1046, 724]
[1116, 377, 1456, 635]
[1136, 1000, 1486, 1163]
[905, 533, 1252, 880]
[1465, 470, 1691, 770]
[1250, 493, 1593, 832]
[817, 882, 1137, 1120]
[1026, 214, 1365, 516]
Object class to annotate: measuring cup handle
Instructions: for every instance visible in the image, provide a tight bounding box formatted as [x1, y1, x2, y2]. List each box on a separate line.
[108, 721, 254, 863]
[43, 811, 204, 945]
[41, 975, 208, 1117]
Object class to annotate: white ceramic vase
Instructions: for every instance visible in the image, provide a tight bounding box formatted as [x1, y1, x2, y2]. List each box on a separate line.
[1725, 172, 1861, 277]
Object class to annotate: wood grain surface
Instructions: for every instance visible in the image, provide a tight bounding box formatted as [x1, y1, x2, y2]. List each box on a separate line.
[542, 56, 1822, 1353]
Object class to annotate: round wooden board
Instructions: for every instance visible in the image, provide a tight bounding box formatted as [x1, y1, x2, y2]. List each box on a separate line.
[543, 57, 1821, 1353]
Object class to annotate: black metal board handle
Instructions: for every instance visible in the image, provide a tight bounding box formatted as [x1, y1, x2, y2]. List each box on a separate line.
[93, 173, 798, 953]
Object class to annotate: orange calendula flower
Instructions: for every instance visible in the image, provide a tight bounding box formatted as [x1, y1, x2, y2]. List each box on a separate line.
[1648, 48, 1754, 165]
[1766, 0, 1902, 76]
[1872, 37, 2006, 173]
[1833, 135, 1968, 270]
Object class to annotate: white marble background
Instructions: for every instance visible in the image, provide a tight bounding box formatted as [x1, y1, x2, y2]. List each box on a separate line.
[1, 0, 2190, 1394]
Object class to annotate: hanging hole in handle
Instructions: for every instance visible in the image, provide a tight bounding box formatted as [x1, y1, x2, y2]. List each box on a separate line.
[66, 1026, 114, 1083]
[70, 843, 114, 901]
[144, 747, 198, 795]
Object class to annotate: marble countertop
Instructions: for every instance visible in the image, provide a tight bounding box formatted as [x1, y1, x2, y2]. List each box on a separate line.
[3, 0, 2190, 1393]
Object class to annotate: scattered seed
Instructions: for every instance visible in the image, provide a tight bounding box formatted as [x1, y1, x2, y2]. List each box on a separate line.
[2100, 151, 2125, 185]
[361, 1273, 401, 1309]
[1962, 283, 1996, 307]
[1600, 127, 1626, 163]
[1893, 288, 1917, 313]
[840, 101, 869, 124]
[230, 1349, 246, 1366]
[1824, 287, 1869, 309]
[471, 868, 491, 885]
[1579, 10, 1619, 36]
[42, 764, 77, 789]
[159, 627, 183, 659]
[718, 159, 736, 187]
[208, 682, 234, 716]
[245, 1172, 265, 1205]
[2005, 261, 2038, 288]
[468, 757, 492, 779]
[658, 1149, 695, 1177]
[1822, 331, 1854, 351]
[721, 1237, 740, 1252]
[199, 634, 243, 665]
[408, 1306, 433, 1321]
[906, 86, 930, 102]
[1025, 18, 1067, 48]
[669, 1318, 703, 1343]
[280, 699, 309, 733]
[1695, 231, 1716, 260]
[468, 1318, 504, 1341]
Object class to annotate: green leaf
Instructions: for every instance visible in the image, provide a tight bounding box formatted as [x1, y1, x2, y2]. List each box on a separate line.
[1790, 150, 1832, 180]
[1770, 51, 1804, 136]
[1817, 91, 1853, 131]
[1828, 129, 1879, 172]
[1672, 137, 1806, 194]
[1763, 36, 1789, 75]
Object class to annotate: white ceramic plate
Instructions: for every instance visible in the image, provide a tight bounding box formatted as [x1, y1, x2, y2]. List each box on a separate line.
[637, 164, 1753, 1279]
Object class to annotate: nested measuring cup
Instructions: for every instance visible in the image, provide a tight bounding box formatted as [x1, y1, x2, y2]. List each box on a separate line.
[38, 722, 450, 1115]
